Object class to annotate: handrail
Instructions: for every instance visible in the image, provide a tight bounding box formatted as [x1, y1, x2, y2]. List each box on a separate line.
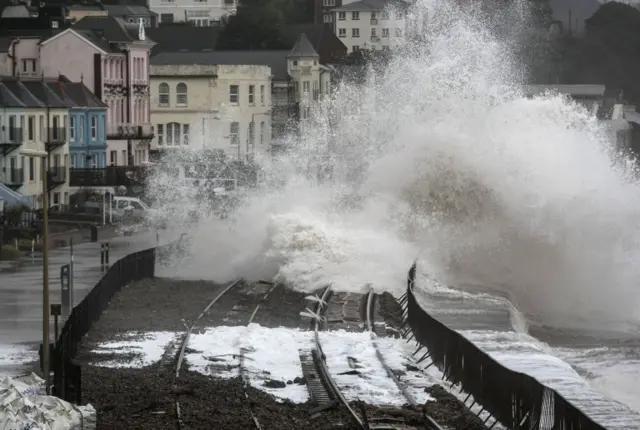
[404, 263, 608, 430]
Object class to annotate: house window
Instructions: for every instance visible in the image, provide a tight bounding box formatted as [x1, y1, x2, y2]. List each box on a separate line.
[353, 45, 360, 52]
[248, 85, 255, 105]
[260, 85, 265, 105]
[176, 82, 188, 105]
[157, 124, 164, 145]
[303, 81, 310, 92]
[70, 154, 76, 168]
[122, 150, 127, 165]
[110, 150, 117, 166]
[21, 58, 36, 73]
[324, 14, 332, 23]
[371, 28, 376, 36]
[166, 122, 181, 145]
[69, 116, 76, 140]
[230, 122, 239, 145]
[352, 28, 359, 37]
[322, 0, 335, 5]
[260, 121, 265, 144]
[28, 116, 35, 141]
[338, 28, 346, 38]
[91, 116, 97, 139]
[183, 124, 189, 145]
[52, 115, 59, 139]
[91, 155, 97, 168]
[352, 12, 359, 20]
[230, 85, 239, 104]
[248, 121, 255, 144]
[382, 11, 389, 20]
[158, 82, 170, 105]
[338, 12, 346, 20]
[29, 157, 35, 181]
[396, 28, 403, 37]
[39, 115, 44, 141]
[383, 28, 390, 37]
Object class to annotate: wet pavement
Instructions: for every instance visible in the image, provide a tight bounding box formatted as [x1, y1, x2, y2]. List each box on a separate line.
[0, 228, 183, 377]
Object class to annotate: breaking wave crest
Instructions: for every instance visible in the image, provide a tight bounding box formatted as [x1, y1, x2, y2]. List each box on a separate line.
[152, 0, 640, 333]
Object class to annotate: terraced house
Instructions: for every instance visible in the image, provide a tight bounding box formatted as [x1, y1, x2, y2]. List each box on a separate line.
[0, 77, 79, 207]
[39, 16, 155, 171]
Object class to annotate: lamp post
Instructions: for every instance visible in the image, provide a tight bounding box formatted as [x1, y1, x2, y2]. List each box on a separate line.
[41, 154, 50, 394]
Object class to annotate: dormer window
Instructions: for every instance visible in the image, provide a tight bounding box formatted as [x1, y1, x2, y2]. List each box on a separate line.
[293, 60, 298, 66]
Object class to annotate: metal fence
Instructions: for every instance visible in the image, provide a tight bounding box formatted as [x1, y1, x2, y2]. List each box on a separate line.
[403, 263, 607, 430]
[51, 245, 160, 403]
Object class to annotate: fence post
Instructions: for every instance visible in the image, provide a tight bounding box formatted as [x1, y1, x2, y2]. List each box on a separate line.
[60, 265, 71, 319]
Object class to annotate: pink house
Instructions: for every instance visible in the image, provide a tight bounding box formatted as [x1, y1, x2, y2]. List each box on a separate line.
[39, 16, 155, 167]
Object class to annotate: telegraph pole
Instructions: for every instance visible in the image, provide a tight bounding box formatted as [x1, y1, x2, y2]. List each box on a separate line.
[42, 146, 50, 394]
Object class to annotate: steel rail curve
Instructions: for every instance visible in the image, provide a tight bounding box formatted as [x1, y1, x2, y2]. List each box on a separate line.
[313, 286, 367, 429]
[173, 279, 244, 430]
[364, 291, 446, 430]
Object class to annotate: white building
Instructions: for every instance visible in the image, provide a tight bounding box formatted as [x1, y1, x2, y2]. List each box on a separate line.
[149, 62, 272, 162]
[148, 0, 236, 26]
[332, 0, 408, 54]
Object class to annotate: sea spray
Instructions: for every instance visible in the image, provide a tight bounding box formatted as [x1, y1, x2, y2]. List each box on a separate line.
[149, 0, 640, 333]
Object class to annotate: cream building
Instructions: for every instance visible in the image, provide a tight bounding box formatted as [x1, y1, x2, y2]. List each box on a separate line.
[150, 62, 272, 162]
[0, 78, 71, 207]
[332, 0, 408, 53]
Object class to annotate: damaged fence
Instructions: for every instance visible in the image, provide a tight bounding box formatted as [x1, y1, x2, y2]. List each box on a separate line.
[51, 241, 180, 404]
[400, 263, 607, 430]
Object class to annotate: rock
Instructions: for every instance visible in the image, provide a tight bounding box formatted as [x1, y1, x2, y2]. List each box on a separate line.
[263, 379, 286, 389]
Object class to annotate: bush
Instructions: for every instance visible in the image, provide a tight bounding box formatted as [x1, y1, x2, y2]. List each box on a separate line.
[0, 245, 21, 261]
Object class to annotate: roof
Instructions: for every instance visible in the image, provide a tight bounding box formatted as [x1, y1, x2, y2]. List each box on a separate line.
[0, 36, 12, 52]
[332, 0, 409, 12]
[150, 51, 289, 80]
[0, 183, 32, 208]
[72, 15, 152, 44]
[0, 82, 26, 108]
[523, 85, 606, 98]
[287, 33, 318, 58]
[61, 81, 108, 108]
[0, 77, 104, 109]
[145, 25, 220, 56]
[104, 5, 155, 17]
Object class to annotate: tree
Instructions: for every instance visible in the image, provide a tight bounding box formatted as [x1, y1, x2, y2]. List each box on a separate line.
[216, 0, 312, 50]
[578, 2, 640, 103]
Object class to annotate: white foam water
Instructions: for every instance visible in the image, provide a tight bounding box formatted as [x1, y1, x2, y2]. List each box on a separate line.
[150, 0, 640, 423]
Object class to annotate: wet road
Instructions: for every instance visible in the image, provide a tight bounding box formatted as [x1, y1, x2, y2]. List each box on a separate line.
[0, 229, 182, 376]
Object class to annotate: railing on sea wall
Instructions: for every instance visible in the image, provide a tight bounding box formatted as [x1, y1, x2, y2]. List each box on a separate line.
[51, 241, 181, 403]
[403, 263, 607, 430]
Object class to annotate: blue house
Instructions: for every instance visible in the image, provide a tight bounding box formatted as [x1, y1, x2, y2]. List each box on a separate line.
[60, 80, 107, 169]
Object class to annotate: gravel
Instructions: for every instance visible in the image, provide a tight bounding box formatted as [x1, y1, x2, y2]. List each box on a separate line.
[76, 277, 488, 429]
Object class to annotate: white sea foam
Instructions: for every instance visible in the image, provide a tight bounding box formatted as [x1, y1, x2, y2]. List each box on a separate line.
[150, 0, 640, 414]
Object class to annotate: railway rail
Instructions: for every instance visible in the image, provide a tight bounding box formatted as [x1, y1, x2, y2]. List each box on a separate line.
[305, 286, 446, 430]
[173, 279, 264, 430]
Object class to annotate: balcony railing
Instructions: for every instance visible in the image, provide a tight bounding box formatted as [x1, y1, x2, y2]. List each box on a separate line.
[45, 128, 68, 151]
[1, 168, 25, 188]
[0, 127, 24, 155]
[69, 166, 149, 187]
[48, 166, 67, 188]
[106, 124, 154, 140]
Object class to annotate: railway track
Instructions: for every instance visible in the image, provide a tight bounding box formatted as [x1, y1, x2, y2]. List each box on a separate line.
[173, 279, 265, 430]
[303, 286, 446, 430]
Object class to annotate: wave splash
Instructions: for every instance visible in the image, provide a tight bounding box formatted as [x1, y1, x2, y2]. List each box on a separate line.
[153, 0, 640, 332]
